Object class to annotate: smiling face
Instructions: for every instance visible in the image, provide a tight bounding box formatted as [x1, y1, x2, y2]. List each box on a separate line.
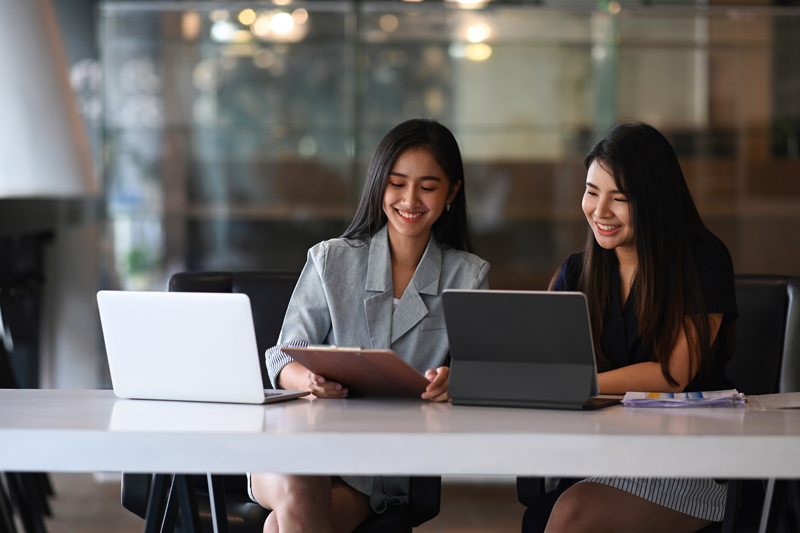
[582, 159, 635, 254]
[382, 147, 461, 247]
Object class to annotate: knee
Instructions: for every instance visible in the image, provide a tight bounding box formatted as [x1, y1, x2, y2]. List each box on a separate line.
[263, 511, 277, 533]
[282, 476, 329, 511]
[249, 473, 273, 509]
[546, 488, 595, 533]
[251, 474, 329, 513]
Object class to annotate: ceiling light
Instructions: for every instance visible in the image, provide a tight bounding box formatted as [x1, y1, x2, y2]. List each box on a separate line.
[466, 43, 492, 61]
[271, 13, 295, 34]
[466, 23, 491, 43]
[238, 9, 257, 26]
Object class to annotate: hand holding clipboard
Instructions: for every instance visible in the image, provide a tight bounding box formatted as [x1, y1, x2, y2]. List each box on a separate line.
[281, 345, 432, 398]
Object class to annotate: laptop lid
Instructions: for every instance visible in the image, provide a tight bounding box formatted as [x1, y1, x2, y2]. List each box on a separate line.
[442, 290, 600, 409]
[97, 290, 269, 404]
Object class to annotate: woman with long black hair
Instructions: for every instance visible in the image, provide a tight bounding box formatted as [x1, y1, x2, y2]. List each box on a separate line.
[250, 118, 489, 533]
[543, 122, 738, 533]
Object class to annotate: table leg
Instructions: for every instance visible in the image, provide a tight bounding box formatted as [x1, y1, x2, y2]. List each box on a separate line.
[206, 474, 228, 533]
[34, 475, 52, 499]
[174, 475, 201, 533]
[143, 474, 171, 533]
[759, 478, 788, 533]
[19, 475, 47, 533]
[787, 481, 800, 531]
[722, 479, 742, 533]
[6, 473, 46, 533]
[159, 477, 179, 533]
[15, 475, 48, 527]
[31, 476, 52, 516]
[0, 474, 18, 533]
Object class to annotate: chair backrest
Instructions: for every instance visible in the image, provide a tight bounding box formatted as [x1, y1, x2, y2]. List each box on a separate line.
[168, 271, 233, 294]
[724, 274, 800, 395]
[782, 277, 800, 392]
[167, 270, 300, 389]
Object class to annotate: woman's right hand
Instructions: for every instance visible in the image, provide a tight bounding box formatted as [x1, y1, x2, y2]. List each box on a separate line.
[278, 361, 347, 398]
[307, 370, 348, 398]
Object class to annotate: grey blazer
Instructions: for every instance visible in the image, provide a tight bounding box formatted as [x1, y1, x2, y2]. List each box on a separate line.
[263, 224, 489, 512]
[266, 223, 490, 388]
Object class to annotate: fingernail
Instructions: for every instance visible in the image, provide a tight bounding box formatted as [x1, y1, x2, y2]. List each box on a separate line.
[318, 377, 325, 383]
[336, 384, 341, 390]
[342, 389, 348, 395]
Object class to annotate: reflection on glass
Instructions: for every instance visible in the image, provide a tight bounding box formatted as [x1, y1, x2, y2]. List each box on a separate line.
[100, 3, 800, 294]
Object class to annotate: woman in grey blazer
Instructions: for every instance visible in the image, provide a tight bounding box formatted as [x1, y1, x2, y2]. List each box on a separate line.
[250, 119, 489, 533]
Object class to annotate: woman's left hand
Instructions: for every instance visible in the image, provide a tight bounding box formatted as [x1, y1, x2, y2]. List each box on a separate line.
[422, 366, 451, 402]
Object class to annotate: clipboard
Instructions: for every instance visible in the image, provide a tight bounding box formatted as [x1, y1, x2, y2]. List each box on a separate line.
[280, 345, 431, 398]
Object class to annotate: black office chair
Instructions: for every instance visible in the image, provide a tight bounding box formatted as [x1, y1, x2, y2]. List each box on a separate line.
[516, 274, 800, 533]
[1, 312, 55, 533]
[725, 275, 800, 533]
[726, 275, 800, 395]
[120, 271, 441, 533]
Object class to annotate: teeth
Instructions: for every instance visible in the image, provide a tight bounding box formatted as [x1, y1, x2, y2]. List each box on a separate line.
[399, 211, 423, 219]
[598, 223, 620, 231]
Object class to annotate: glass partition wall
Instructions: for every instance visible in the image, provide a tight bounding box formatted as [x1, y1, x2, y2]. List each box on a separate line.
[100, 2, 800, 292]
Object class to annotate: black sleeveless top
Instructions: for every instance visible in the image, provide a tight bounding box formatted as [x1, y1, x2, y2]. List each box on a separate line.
[553, 236, 738, 392]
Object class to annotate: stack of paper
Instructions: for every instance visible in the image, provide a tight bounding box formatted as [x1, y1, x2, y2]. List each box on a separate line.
[622, 389, 745, 408]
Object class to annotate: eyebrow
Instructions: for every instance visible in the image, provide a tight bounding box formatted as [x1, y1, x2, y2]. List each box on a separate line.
[389, 172, 442, 182]
[586, 181, 623, 195]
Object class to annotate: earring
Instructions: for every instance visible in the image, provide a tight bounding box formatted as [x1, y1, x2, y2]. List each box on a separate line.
[446, 204, 451, 212]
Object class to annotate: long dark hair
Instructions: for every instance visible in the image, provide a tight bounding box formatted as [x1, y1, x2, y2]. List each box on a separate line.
[341, 118, 473, 252]
[579, 122, 726, 385]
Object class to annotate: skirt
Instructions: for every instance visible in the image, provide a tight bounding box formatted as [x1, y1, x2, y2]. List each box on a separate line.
[579, 477, 727, 522]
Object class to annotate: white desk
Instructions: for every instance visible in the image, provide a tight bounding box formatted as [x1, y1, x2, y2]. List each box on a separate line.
[2, 389, 800, 479]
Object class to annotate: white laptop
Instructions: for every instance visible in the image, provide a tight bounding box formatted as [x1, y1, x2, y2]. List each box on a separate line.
[97, 290, 309, 404]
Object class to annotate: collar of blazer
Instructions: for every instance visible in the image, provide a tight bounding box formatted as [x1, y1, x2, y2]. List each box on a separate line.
[363, 224, 442, 346]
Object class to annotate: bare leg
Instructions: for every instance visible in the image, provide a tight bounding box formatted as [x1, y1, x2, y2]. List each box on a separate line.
[330, 477, 373, 533]
[545, 482, 713, 533]
[264, 511, 278, 533]
[251, 473, 371, 533]
[252, 474, 333, 533]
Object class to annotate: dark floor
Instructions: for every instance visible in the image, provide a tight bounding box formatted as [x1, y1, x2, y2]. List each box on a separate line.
[42, 474, 525, 533]
[44, 474, 142, 533]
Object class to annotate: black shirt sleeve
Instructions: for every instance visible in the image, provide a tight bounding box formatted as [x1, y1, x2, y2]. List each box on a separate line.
[694, 237, 738, 319]
[552, 251, 584, 292]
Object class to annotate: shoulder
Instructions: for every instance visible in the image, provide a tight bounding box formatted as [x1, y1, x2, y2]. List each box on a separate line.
[691, 233, 737, 315]
[563, 250, 584, 272]
[308, 236, 368, 264]
[692, 233, 734, 274]
[440, 245, 490, 285]
[441, 245, 488, 270]
[441, 245, 490, 273]
[553, 250, 584, 291]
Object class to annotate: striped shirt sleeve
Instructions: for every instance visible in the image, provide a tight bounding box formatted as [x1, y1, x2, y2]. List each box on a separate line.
[266, 340, 309, 389]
